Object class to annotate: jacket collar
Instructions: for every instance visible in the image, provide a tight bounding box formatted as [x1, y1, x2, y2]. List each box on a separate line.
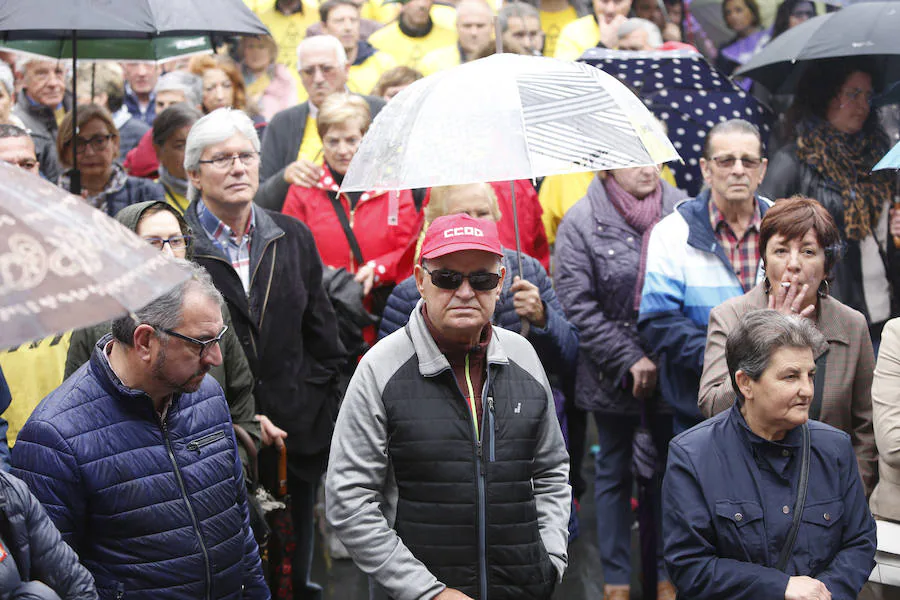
[408, 299, 509, 378]
[89, 334, 170, 416]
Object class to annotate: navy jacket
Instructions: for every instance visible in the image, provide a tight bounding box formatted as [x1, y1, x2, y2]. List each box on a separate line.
[11, 337, 269, 600]
[377, 248, 579, 381]
[0, 366, 9, 471]
[0, 471, 97, 599]
[663, 404, 876, 600]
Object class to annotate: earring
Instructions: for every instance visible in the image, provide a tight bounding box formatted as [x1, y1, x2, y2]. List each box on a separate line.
[817, 279, 830, 298]
[763, 277, 771, 295]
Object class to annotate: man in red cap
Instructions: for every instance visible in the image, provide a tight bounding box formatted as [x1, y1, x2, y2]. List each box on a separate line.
[326, 213, 571, 600]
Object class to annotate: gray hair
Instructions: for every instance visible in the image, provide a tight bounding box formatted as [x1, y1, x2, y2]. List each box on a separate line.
[618, 18, 664, 49]
[725, 309, 825, 401]
[154, 71, 203, 108]
[0, 62, 13, 96]
[296, 35, 348, 71]
[111, 260, 224, 345]
[183, 108, 260, 201]
[497, 2, 540, 34]
[703, 118, 764, 159]
[15, 56, 67, 77]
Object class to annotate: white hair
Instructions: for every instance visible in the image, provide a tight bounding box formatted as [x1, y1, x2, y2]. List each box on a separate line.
[184, 108, 260, 201]
[155, 71, 203, 108]
[618, 17, 664, 49]
[15, 56, 68, 77]
[296, 35, 348, 71]
[0, 62, 13, 96]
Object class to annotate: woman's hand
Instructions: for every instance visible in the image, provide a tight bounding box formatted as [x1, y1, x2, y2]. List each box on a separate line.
[629, 356, 658, 400]
[768, 272, 815, 318]
[510, 276, 546, 328]
[601, 14, 627, 49]
[662, 22, 682, 42]
[255, 414, 287, 450]
[354, 263, 376, 296]
[283, 159, 322, 188]
[784, 576, 831, 600]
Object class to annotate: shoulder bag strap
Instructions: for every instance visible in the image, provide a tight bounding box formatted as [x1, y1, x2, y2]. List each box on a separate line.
[775, 422, 811, 572]
[328, 194, 364, 266]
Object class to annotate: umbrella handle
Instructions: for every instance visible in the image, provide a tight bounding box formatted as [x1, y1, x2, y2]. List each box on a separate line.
[520, 317, 530, 338]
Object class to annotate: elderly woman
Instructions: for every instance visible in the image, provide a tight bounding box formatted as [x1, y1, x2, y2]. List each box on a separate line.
[282, 93, 422, 337]
[715, 0, 769, 79]
[554, 166, 686, 600]
[762, 59, 896, 343]
[665, 309, 876, 599]
[238, 35, 299, 122]
[152, 103, 204, 214]
[700, 196, 877, 496]
[57, 103, 163, 215]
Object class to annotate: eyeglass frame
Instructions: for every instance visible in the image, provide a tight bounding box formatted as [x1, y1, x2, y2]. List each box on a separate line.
[142, 235, 192, 251]
[708, 155, 764, 170]
[72, 134, 116, 156]
[197, 151, 259, 170]
[422, 265, 502, 291]
[154, 324, 229, 358]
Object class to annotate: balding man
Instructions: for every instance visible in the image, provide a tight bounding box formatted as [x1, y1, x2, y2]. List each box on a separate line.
[256, 35, 385, 211]
[419, 0, 494, 76]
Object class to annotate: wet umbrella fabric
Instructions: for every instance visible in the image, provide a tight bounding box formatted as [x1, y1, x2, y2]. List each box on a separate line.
[0, 163, 190, 350]
[581, 48, 772, 197]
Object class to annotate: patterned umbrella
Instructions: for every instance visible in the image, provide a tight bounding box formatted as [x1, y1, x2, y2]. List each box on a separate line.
[581, 48, 773, 197]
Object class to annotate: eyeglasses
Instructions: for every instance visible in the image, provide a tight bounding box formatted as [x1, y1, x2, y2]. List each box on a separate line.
[790, 8, 814, 18]
[73, 134, 115, 155]
[143, 235, 191, 251]
[709, 155, 763, 169]
[197, 151, 259, 170]
[423, 265, 501, 291]
[840, 87, 874, 107]
[4, 158, 38, 170]
[300, 64, 337, 78]
[155, 325, 228, 359]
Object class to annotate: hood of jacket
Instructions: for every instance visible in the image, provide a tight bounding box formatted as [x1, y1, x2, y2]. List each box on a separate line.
[114, 200, 194, 259]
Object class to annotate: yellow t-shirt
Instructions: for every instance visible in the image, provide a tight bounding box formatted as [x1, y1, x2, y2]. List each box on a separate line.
[418, 45, 460, 77]
[367, 19, 458, 69]
[259, 3, 321, 73]
[430, 4, 458, 30]
[0, 333, 71, 445]
[349, 51, 398, 95]
[244, 0, 277, 14]
[360, 0, 400, 24]
[297, 114, 323, 163]
[540, 6, 578, 58]
[553, 14, 599, 61]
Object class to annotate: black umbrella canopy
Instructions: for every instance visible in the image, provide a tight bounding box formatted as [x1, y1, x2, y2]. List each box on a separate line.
[736, 1, 900, 93]
[0, 0, 269, 40]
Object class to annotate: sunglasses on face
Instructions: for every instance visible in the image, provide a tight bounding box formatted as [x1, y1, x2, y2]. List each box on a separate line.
[423, 265, 501, 291]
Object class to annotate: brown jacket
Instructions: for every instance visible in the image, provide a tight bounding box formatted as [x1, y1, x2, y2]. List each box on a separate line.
[699, 284, 877, 495]
[871, 317, 900, 520]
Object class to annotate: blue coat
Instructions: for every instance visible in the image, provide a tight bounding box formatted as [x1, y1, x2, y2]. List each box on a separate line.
[11, 337, 269, 600]
[377, 248, 579, 380]
[663, 404, 876, 600]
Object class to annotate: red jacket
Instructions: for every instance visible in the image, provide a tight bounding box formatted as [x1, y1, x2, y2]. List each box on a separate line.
[283, 166, 423, 287]
[123, 129, 159, 178]
[490, 180, 550, 272]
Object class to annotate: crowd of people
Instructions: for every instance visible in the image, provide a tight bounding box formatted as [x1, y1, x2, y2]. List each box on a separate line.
[0, 0, 898, 599]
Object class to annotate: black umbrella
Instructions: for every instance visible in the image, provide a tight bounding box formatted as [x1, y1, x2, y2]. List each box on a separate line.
[735, 2, 900, 94]
[632, 399, 662, 600]
[0, 0, 269, 193]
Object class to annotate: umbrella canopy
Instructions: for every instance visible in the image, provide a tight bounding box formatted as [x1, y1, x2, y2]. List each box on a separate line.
[581, 48, 772, 196]
[874, 139, 900, 171]
[0, 36, 213, 63]
[0, 164, 190, 350]
[735, 2, 900, 93]
[340, 53, 680, 192]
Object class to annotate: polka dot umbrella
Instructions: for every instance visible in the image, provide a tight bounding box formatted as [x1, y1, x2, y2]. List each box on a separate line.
[580, 48, 773, 197]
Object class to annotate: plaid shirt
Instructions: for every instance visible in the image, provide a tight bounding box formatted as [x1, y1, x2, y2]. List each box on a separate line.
[709, 199, 762, 293]
[196, 199, 255, 294]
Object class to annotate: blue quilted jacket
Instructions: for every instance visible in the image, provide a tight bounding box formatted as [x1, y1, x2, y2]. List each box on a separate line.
[378, 248, 578, 380]
[11, 337, 269, 600]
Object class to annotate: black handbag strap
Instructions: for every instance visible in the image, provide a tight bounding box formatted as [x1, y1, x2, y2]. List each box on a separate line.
[328, 194, 364, 265]
[775, 422, 811, 572]
[809, 350, 828, 421]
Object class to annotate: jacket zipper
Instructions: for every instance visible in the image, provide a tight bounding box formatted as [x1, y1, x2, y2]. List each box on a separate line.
[186, 429, 226, 452]
[160, 416, 212, 600]
[475, 361, 493, 600]
[115, 582, 125, 599]
[486, 396, 496, 463]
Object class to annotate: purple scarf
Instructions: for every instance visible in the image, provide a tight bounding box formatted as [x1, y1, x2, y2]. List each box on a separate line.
[603, 175, 663, 311]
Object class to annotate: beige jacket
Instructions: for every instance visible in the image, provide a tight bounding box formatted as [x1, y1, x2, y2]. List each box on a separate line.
[699, 284, 877, 496]
[871, 318, 900, 520]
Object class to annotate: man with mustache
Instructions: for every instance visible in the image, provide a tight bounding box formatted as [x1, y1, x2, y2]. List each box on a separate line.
[638, 119, 771, 433]
[12, 261, 269, 599]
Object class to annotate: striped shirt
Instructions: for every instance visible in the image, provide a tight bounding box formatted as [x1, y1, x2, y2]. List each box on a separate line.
[709, 200, 762, 293]
[196, 199, 255, 294]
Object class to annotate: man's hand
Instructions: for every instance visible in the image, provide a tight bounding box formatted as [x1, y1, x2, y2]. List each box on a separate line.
[629, 356, 658, 400]
[255, 414, 287, 450]
[433, 589, 475, 600]
[510, 276, 546, 328]
[784, 576, 831, 600]
[601, 14, 627, 49]
[354, 263, 376, 296]
[283, 159, 322, 188]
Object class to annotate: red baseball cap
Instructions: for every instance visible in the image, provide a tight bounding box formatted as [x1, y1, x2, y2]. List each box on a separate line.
[420, 214, 503, 260]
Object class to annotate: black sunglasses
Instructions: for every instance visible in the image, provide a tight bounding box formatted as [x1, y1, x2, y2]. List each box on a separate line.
[154, 325, 228, 358]
[423, 265, 501, 291]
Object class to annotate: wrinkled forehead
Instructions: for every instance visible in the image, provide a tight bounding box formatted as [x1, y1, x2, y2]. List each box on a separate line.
[707, 131, 762, 158]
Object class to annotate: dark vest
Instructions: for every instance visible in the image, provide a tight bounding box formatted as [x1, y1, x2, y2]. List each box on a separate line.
[381, 355, 557, 600]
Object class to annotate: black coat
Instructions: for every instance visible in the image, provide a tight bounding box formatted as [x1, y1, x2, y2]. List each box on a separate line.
[185, 202, 345, 481]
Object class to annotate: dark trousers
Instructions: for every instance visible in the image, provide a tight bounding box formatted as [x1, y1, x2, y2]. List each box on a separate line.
[287, 473, 322, 600]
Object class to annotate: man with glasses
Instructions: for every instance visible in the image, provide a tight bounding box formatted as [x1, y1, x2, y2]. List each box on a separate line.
[12, 57, 68, 182]
[11, 260, 269, 599]
[326, 213, 571, 600]
[184, 108, 345, 599]
[638, 118, 771, 432]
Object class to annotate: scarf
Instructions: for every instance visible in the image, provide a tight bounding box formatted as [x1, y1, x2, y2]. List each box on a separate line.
[603, 175, 663, 311]
[60, 162, 129, 214]
[158, 165, 189, 198]
[796, 119, 892, 241]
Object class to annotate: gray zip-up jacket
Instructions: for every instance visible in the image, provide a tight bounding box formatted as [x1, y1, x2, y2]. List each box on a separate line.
[325, 300, 571, 600]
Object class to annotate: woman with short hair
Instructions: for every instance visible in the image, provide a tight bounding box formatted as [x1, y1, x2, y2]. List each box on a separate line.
[666, 308, 876, 599]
